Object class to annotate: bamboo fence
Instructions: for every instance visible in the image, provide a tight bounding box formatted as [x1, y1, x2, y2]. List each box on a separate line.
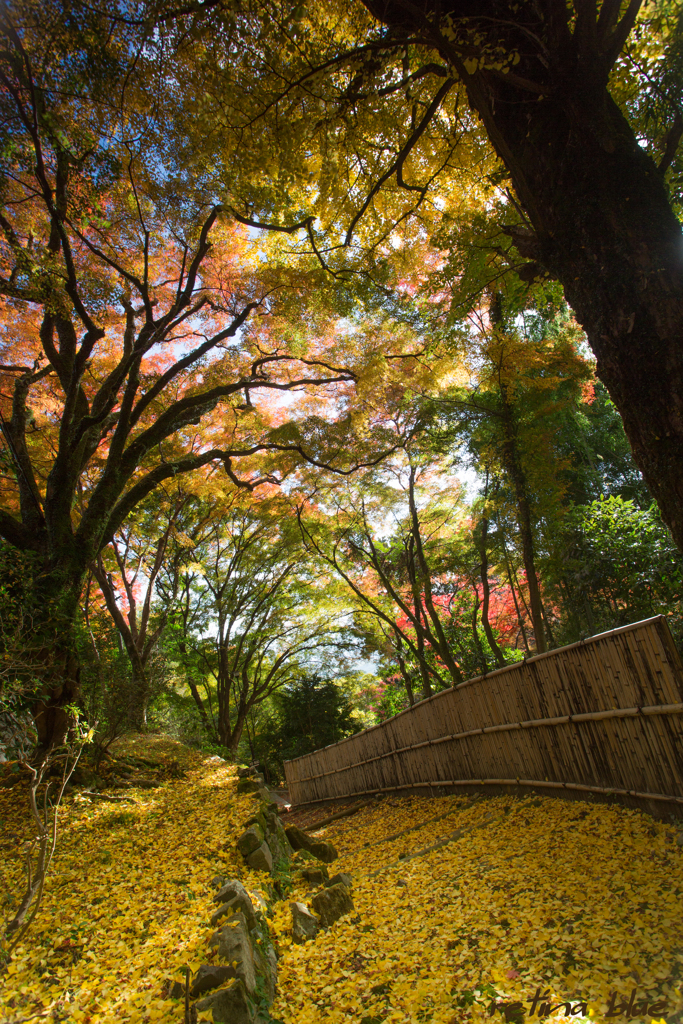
[284, 616, 683, 814]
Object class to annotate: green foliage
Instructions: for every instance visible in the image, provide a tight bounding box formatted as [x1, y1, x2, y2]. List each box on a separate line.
[1, 0, 682, 764]
[147, 684, 214, 750]
[545, 497, 683, 646]
[550, 383, 651, 509]
[160, 496, 350, 752]
[0, 541, 45, 710]
[246, 675, 359, 781]
[369, 675, 411, 722]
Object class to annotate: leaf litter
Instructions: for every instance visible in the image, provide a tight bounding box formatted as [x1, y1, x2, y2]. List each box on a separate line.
[1, 742, 681, 1024]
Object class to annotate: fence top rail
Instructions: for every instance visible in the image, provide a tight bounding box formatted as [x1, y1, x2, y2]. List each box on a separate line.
[283, 615, 671, 767]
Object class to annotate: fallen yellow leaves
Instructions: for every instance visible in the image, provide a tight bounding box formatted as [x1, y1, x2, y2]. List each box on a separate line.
[1, 742, 682, 1024]
[272, 794, 683, 1024]
[0, 740, 253, 1024]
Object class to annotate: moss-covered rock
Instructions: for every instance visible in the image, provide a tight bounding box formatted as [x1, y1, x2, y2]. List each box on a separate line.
[246, 841, 273, 873]
[290, 901, 319, 943]
[311, 882, 353, 928]
[285, 826, 338, 864]
[194, 979, 253, 1024]
[295, 866, 328, 885]
[237, 823, 265, 859]
[236, 777, 262, 795]
[190, 964, 237, 998]
[208, 911, 256, 993]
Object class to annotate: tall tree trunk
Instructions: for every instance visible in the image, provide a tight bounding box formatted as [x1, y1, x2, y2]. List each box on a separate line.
[186, 677, 215, 739]
[392, 628, 416, 706]
[219, 700, 249, 754]
[500, 535, 531, 654]
[362, 0, 683, 553]
[540, 599, 556, 649]
[92, 560, 150, 729]
[403, 533, 433, 698]
[470, 590, 489, 673]
[407, 468, 464, 683]
[413, 601, 433, 700]
[129, 665, 150, 730]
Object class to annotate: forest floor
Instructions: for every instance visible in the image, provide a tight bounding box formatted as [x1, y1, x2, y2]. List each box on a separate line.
[1, 736, 682, 1024]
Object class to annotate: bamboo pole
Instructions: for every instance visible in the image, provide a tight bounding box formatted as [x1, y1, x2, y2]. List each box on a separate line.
[294, 702, 683, 784]
[290, 778, 683, 807]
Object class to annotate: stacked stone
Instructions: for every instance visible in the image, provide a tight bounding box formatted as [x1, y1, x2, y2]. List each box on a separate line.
[189, 879, 277, 1024]
[235, 776, 293, 876]
[172, 766, 355, 1022]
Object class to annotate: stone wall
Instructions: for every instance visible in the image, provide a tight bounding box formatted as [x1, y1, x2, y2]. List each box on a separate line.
[173, 764, 354, 1023]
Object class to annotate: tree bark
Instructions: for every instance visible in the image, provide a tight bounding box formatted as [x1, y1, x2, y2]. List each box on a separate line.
[187, 676, 215, 739]
[499, 384, 547, 653]
[470, 589, 489, 673]
[500, 536, 531, 654]
[407, 467, 464, 684]
[92, 561, 151, 729]
[362, 0, 683, 552]
[219, 699, 249, 754]
[30, 563, 86, 760]
[392, 627, 416, 706]
[475, 515, 507, 666]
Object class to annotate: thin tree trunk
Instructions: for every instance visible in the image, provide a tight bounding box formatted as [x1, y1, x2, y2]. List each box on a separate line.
[403, 532, 433, 698]
[221, 701, 249, 754]
[413, 601, 433, 700]
[92, 559, 150, 729]
[475, 514, 506, 667]
[470, 589, 488, 673]
[407, 468, 464, 683]
[583, 594, 596, 635]
[392, 628, 416, 706]
[499, 386, 547, 653]
[187, 678, 214, 738]
[540, 599, 556, 649]
[501, 537, 531, 654]
[245, 715, 257, 762]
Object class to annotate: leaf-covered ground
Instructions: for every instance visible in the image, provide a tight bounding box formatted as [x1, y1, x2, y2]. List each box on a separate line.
[1, 738, 682, 1024]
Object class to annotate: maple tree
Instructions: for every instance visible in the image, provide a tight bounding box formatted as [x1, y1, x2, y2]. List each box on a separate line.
[297, 440, 521, 700]
[1, 0, 681, 771]
[0, 5, 372, 755]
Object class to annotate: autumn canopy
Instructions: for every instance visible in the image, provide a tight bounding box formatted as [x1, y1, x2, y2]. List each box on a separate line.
[0, 0, 681, 758]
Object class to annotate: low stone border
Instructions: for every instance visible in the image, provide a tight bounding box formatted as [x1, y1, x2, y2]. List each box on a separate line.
[165, 764, 355, 1022]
